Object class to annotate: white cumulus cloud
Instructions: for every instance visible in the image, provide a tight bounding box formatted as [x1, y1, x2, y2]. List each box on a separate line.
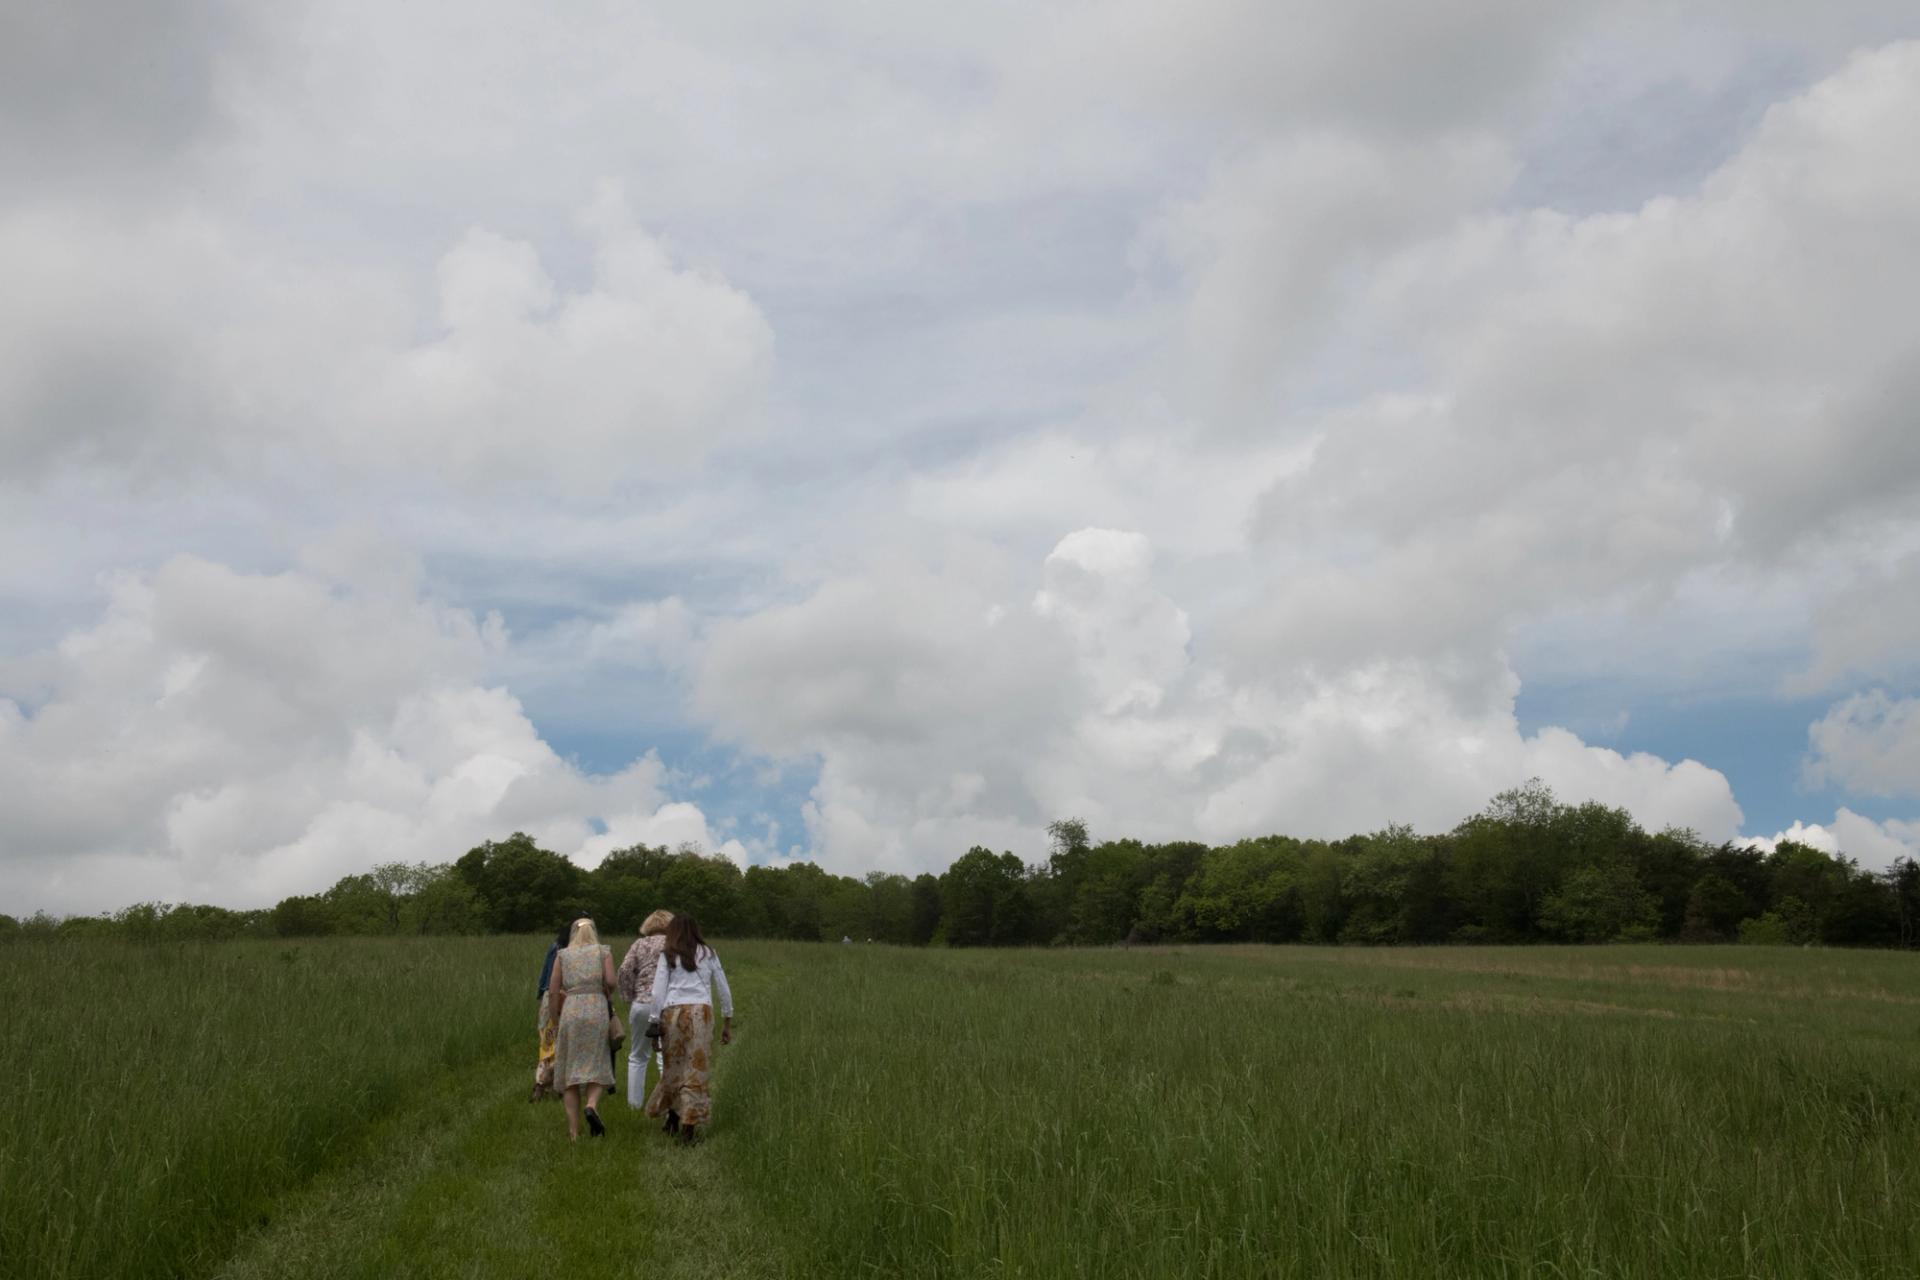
[0, 556, 727, 913]
[1741, 810, 1920, 872]
[1805, 691, 1920, 798]
[692, 529, 1744, 875]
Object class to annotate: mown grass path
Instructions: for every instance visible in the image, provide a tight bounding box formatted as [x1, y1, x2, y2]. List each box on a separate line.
[214, 1051, 788, 1279]
[212, 948, 792, 1280]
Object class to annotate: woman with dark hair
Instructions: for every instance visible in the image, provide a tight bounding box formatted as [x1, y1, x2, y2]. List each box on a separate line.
[644, 914, 734, 1144]
[530, 919, 573, 1101]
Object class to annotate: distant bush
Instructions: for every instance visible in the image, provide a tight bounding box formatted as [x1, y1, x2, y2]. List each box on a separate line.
[271, 894, 337, 938]
[1538, 862, 1661, 943]
[1739, 913, 1793, 945]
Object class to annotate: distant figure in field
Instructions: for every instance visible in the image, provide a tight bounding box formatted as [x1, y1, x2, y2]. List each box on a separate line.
[617, 909, 673, 1108]
[530, 919, 572, 1102]
[645, 914, 734, 1145]
[547, 917, 619, 1141]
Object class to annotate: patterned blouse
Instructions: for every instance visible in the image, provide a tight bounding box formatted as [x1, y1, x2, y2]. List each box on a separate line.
[617, 934, 667, 1006]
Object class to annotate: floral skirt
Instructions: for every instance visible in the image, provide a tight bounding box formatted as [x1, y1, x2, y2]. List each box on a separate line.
[644, 1003, 714, 1127]
[552, 991, 615, 1091]
[532, 998, 560, 1100]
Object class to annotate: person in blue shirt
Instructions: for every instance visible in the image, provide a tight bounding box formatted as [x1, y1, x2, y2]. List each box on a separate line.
[531, 921, 572, 1100]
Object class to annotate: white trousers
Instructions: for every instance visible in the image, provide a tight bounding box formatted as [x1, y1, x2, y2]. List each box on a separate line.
[627, 999, 662, 1108]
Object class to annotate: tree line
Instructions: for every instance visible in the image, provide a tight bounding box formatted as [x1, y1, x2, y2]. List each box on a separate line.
[6, 781, 1919, 948]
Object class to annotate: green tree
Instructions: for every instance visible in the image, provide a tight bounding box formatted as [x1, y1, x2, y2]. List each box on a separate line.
[403, 866, 485, 934]
[367, 862, 426, 934]
[1299, 841, 1348, 943]
[1174, 837, 1303, 941]
[322, 873, 390, 934]
[1047, 818, 1091, 871]
[1737, 911, 1793, 945]
[1633, 828, 1707, 936]
[990, 863, 1038, 945]
[455, 833, 588, 933]
[1681, 872, 1750, 941]
[157, 904, 254, 941]
[589, 844, 674, 933]
[1702, 842, 1771, 915]
[865, 872, 914, 944]
[1773, 895, 1817, 945]
[1891, 858, 1920, 949]
[1129, 842, 1209, 943]
[653, 846, 749, 934]
[1339, 826, 1454, 944]
[1765, 842, 1846, 938]
[908, 873, 943, 945]
[1447, 779, 1570, 940]
[940, 847, 1029, 947]
[271, 894, 337, 937]
[1031, 817, 1094, 942]
[1821, 862, 1899, 946]
[745, 862, 828, 940]
[1061, 842, 1144, 945]
[1537, 861, 1659, 942]
[820, 875, 873, 941]
[114, 902, 166, 944]
[1130, 876, 1178, 943]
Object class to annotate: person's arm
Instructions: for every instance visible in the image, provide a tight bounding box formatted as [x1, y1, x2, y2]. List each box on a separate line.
[616, 943, 641, 1005]
[537, 942, 557, 1000]
[649, 955, 668, 1012]
[601, 945, 617, 996]
[708, 951, 734, 1045]
[546, 954, 564, 1021]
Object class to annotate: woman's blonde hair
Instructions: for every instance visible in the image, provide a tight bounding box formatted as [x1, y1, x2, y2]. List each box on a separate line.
[568, 917, 600, 947]
[640, 909, 673, 937]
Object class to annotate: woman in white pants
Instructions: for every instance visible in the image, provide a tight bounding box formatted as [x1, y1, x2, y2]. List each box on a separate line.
[616, 910, 672, 1107]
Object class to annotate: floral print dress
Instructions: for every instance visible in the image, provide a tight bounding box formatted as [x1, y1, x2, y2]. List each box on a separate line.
[550, 944, 614, 1090]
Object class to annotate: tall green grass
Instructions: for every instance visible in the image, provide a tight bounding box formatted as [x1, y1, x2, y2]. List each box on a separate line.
[0, 935, 544, 1279]
[719, 943, 1920, 1278]
[11, 938, 1920, 1278]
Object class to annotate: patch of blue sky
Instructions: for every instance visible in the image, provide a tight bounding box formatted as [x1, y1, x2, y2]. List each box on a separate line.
[538, 719, 817, 865]
[1513, 678, 1908, 841]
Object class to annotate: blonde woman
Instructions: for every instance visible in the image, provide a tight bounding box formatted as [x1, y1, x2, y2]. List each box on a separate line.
[616, 910, 673, 1108]
[546, 917, 618, 1140]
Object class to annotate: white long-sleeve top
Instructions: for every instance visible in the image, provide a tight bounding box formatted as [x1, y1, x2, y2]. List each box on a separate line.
[649, 944, 734, 1018]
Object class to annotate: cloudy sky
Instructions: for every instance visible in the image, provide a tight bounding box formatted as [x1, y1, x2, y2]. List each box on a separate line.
[4, 1, 1919, 913]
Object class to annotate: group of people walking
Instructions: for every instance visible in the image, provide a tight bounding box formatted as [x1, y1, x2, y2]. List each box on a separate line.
[534, 911, 734, 1144]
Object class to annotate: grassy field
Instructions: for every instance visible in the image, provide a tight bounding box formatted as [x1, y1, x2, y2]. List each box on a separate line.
[4, 938, 1919, 1277]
